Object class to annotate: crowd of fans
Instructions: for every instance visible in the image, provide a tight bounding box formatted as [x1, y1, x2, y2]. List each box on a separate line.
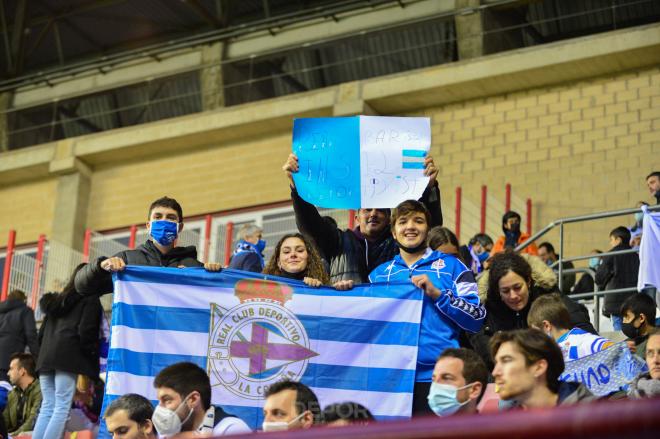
[0, 166, 658, 438]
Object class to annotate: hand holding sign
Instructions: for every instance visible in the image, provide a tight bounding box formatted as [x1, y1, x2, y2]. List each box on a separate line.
[292, 116, 431, 209]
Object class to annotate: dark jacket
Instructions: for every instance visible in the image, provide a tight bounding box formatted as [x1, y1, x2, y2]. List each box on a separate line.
[2, 378, 42, 434]
[291, 182, 443, 284]
[0, 299, 39, 378]
[557, 381, 597, 405]
[571, 272, 595, 296]
[74, 239, 203, 295]
[555, 259, 576, 294]
[595, 243, 639, 316]
[37, 292, 102, 379]
[470, 254, 596, 370]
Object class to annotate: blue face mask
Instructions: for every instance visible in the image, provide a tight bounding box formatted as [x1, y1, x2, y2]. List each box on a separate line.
[427, 382, 472, 417]
[255, 239, 266, 254]
[477, 251, 489, 263]
[588, 257, 599, 269]
[150, 220, 179, 246]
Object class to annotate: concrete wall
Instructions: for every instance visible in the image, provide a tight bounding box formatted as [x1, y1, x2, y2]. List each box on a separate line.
[0, 178, 57, 247]
[424, 66, 659, 257]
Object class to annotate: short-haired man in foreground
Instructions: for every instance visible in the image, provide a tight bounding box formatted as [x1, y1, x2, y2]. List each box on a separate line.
[104, 393, 157, 439]
[152, 362, 250, 436]
[75, 196, 221, 295]
[3, 353, 42, 435]
[628, 329, 660, 398]
[527, 294, 612, 362]
[428, 348, 488, 416]
[491, 329, 595, 409]
[262, 380, 321, 431]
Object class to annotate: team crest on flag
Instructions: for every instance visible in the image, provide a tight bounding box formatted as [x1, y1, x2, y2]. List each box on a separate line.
[208, 279, 318, 399]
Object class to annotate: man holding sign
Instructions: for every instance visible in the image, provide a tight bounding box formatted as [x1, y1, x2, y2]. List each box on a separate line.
[283, 116, 442, 284]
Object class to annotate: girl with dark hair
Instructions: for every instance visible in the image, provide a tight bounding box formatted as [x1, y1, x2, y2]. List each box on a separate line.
[469, 251, 595, 370]
[263, 233, 331, 287]
[33, 263, 103, 439]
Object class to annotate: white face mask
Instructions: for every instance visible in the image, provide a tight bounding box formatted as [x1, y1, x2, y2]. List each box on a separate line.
[262, 411, 306, 432]
[151, 394, 194, 437]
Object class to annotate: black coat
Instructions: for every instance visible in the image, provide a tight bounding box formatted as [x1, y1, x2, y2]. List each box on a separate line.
[469, 285, 596, 371]
[37, 292, 102, 379]
[291, 182, 443, 284]
[0, 299, 39, 377]
[595, 243, 639, 316]
[74, 239, 203, 295]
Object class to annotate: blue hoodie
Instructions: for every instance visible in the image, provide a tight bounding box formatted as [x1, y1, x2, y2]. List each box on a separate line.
[369, 249, 486, 381]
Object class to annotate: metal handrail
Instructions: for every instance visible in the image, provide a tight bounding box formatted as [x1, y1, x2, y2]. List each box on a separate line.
[549, 248, 638, 266]
[516, 204, 659, 293]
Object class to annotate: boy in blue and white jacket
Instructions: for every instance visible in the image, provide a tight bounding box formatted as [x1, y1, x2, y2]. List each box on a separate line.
[369, 200, 486, 416]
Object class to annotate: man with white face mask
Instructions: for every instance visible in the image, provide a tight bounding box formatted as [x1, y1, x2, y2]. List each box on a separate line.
[152, 362, 250, 436]
[428, 348, 488, 416]
[262, 380, 320, 431]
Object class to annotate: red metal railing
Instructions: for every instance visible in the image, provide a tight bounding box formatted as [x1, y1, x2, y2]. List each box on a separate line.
[505, 183, 511, 212]
[223, 222, 234, 266]
[480, 185, 487, 234]
[348, 209, 356, 230]
[203, 214, 213, 263]
[526, 198, 533, 235]
[128, 225, 138, 249]
[82, 229, 92, 263]
[1, 229, 16, 301]
[30, 234, 46, 310]
[454, 186, 462, 241]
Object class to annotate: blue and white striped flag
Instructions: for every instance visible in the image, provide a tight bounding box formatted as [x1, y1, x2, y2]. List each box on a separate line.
[103, 266, 423, 430]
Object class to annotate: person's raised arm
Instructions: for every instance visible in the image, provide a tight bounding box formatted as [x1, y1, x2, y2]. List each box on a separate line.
[419, 155, 443, 227]
[284, 153, 340, 259]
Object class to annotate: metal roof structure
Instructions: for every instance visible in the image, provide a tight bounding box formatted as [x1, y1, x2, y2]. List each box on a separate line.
[2, 0, 659, 150]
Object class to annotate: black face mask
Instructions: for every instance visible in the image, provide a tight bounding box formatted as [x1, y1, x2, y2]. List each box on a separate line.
[396, 240, 427, 255]
[621, 318, 642, 340]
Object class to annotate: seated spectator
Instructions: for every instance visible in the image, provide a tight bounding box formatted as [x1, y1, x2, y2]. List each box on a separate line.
[628, 329, 660, 398]
[152, 362, 250, 436]
[74, 196, 220, 296]
[537, 242, 575, 294]
[490, 211, 538, 257]
[470, 252, 595, 370]
[283, 153, 442, 284]
[647, 171, 660, 205]
[104, 393, 157, 439]
[460, 233, 493, 275]
[228, 224, 266, 273]
[620, 293, 657, 360]
[322, 402, 374, 427]
[595, 226, 639, 330]
[263, 380, 321, 431]
[570, 250, 601, 296]
[428, 226, 460, 257]
[428, 348, 488, 417]
[527, 294, 613, 362]
[262, 233, 331, 288]
[3, 353, 41, 436]
[0, 289, 39, 383]
[491, 329, 595, 409]
[369, 200, 485, 416]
